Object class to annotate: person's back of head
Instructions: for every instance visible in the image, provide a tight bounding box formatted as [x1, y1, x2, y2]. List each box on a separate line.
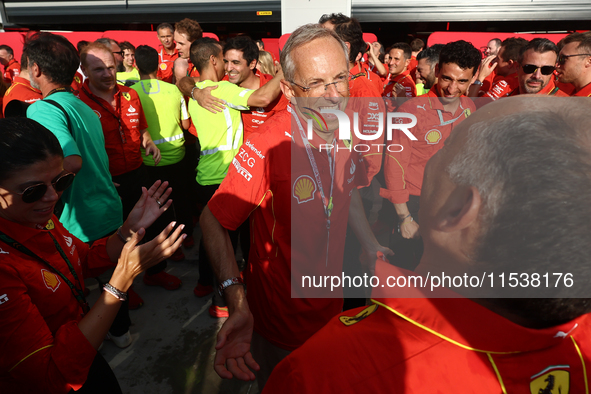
[333, 18, 365, 63]
[500, 37, 529, 63]
[190, 37, 221, 74]
[438, 40, 481, 76]
[175, 18, 203, 43]
[446, 97, 591, 326]
[318, 13, 351, 29]
[134, 45, 159, 75]
[258, 50, 275, 76]
[224, 36, 259, 68]
[77, 40, 89, 55]
[417, 44, 444, 66]
[410, 38, 425, 53]
[25, 32, 80, 86]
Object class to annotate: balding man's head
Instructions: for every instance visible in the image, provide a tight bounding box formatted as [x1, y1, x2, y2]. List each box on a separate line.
[419, 97, 591, 326]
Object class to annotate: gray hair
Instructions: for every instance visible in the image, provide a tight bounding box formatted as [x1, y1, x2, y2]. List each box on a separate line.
[447, 109, 591, 320]
[280, 24, 349, 83]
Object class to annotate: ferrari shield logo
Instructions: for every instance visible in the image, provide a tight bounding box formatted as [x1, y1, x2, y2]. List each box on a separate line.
[45, 219, 55, 230]
[530, 366, 569, 394]
[122, 92, 131, 101]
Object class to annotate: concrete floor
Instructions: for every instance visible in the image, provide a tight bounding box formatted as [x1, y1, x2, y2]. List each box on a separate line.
[87, 226, 258, 394]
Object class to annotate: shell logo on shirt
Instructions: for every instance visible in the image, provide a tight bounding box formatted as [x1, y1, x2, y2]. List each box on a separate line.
[529, 367, 569, 394]
[41, 269, 61, 292]
[293, 175, 316, 204]
[160, 63, 167, 70]
[425, 129, 442, 144]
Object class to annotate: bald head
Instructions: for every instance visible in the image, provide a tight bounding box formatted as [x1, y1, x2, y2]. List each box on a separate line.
[420, 97, 591, 326]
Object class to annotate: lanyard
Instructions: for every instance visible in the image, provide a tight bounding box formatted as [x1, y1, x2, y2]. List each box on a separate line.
[0, 229, 90, 316]
[46, 86, 72, 97]
[82, 85, 126, 144]
[288, 105, 336, 266]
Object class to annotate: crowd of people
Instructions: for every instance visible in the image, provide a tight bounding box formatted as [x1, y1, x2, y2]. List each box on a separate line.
[1, 12, 591, 393]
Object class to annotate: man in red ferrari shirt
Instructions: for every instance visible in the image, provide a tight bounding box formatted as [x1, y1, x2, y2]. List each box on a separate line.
[382, 42, 417, 110]
[469, 37, 528, 100]
[556, 32, 591, 96]
[408, 38, 424, 83]
[265, 96, 591, 394]
[381, 40, 481, 270]
[510, 38, 569, 96]
[0, 45, 21, 85]
[2, 50, 42, 114]
[79, 42, 182, 291]
[199, 24, 391, 390]
[156, 23, 179, 83]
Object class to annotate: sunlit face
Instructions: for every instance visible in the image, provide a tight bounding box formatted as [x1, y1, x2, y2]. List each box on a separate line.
[0, 49, 12, 66]
[224, 49, 256, 85]
[485, 40, 500, 57]
[285, 37, 350, 141]
[384, 53, 391, 64]
[416, 58, 436, 89]
[174, 31, 192, 59]
[387, 48, 410, 76]
[158, 28, 175, 49]
[0, 155, 64, 228]
[556, 41, 590, 84]
[495, 46, 515, 77]
[123, 49, 135, 69]
[213, 45, 226, 80]
[436, 62, 475, 105]
[82, 49, 117, 92]
[518, 49, 557, 94]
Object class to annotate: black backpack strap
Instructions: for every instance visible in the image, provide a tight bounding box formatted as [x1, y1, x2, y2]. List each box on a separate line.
[44, 99, 73, 137]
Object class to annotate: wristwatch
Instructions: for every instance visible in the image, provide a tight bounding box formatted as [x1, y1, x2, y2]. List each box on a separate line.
[472, 80, 483, 86]
[218, 276, 246, 297]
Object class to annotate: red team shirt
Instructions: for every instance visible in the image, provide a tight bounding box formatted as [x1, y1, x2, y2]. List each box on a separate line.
[381, 86, 475, 204]
[0, 216, 113, 393]
[482, 72, 519, 100]
[3, 59, 20, 84]
[157, 47, 179, 83]
[350, 62, 383, 96]
[208, 107, 366, 350]
[265, 262, 591, 393]
[509, 78, 569, 97]
[572, 81, 591, 97]
[2, 76, 42, 113]
[382, 70, 417, 111]
[79, 83, 148, 176]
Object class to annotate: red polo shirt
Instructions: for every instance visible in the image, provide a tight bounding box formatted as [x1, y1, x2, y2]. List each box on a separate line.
[408, 55, 418, 83]
[78, 82, 147, 176]
[3, 59, 20, 84]
[381, 86, 475, 204]
[351, 62, 383, 96]
[0, 215, 113, 393]
[572, 81, 591, 97]
[265, 261, 591, 393]
[2, 76, 42, 114]
[509, 79, 570, 97]
[157, 46, 179, 83]
[208, 107, 366, 350]
[383, 71, 417, 104]
[482, 72, 519, 100]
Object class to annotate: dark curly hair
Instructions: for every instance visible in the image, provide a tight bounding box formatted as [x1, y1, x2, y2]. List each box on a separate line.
[438, 40, 481, 76]
[334, 18, 365, 63]
[224, 36, 259, 68]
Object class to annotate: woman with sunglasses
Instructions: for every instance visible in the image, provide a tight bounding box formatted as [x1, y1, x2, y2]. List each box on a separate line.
[0, 117, 186, 393]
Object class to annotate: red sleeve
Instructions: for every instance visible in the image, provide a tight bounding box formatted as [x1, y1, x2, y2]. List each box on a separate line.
[401, 76, 417, 98]
[0, 265, 95, 393]
[80, 237, 115, 278]
[208, 126, 279, 231]
[380, 102, 415, 204]
[483, 78, 513, 100]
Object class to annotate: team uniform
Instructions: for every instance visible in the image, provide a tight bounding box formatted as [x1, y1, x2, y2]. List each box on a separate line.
[350, 62, 383, 96]
[265, 261, 591, 393]
[2, 76, 42, 113]
[508, 79, 570, 97]
[78, 82, 147, 178]
[157, 47, 179, 83]
[116, 69, 141, 87]
[0, 215, 115, 393]
[482, 72, 519, 100]
[382, 70, 417, 111]
[27, 91, 123, 242]
[208, 106, 366, 350]
[571, 82, 591, 97]
[408, 55, 418, 83]
[3, 58, 20, 84]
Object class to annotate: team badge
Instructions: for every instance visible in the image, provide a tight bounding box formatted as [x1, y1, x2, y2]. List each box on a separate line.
[369, 101, 379, 111]
[530, 366, 569, 394]
[122, 92, 131, 101]
[293, 175, 316, 204]
[41, 269, 61, 292]
[160, 63, 167, 70]
[74, 75, 81, 83]
[45, 219, 55, 230]
[425, 129, 442, 144]
[93, 110, 101, 118]
[339, 304, 378, 326]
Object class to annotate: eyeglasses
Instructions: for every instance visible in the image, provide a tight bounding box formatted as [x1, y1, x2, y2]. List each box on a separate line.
[290, 76, 349, 95]
[521, 64, 555, 75]
[557, 53, 591, 65]
[14, 172, 75, 203]
[112, 51, 123, 56]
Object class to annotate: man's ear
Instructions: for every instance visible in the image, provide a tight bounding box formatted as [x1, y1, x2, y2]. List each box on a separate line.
[434, 63, 440, 78]
[280, 79, 295, 101]
[404, 58, 411, 70]
[438, 185, 481, 233]
[355, 52, 362, 63]
[249, 59, 257, 71]
[29, 62, 41, 79]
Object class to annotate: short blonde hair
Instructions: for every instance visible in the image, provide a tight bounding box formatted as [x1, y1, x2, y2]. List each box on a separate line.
[258, 50, 275, 76]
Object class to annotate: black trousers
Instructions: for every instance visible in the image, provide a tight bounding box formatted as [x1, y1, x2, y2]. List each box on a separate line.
[69, 352, 122, 394]
[387, 195, 424, 271]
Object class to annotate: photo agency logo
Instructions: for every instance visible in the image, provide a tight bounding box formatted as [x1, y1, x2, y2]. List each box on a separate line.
[302, 102, 418, 153]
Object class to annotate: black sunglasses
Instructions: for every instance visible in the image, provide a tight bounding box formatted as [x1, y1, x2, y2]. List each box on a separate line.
[112, 51, 123, 56]
[521, 64, 555, 75]
[557, 53, 591, 65]
[16, 172, 75, 203]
